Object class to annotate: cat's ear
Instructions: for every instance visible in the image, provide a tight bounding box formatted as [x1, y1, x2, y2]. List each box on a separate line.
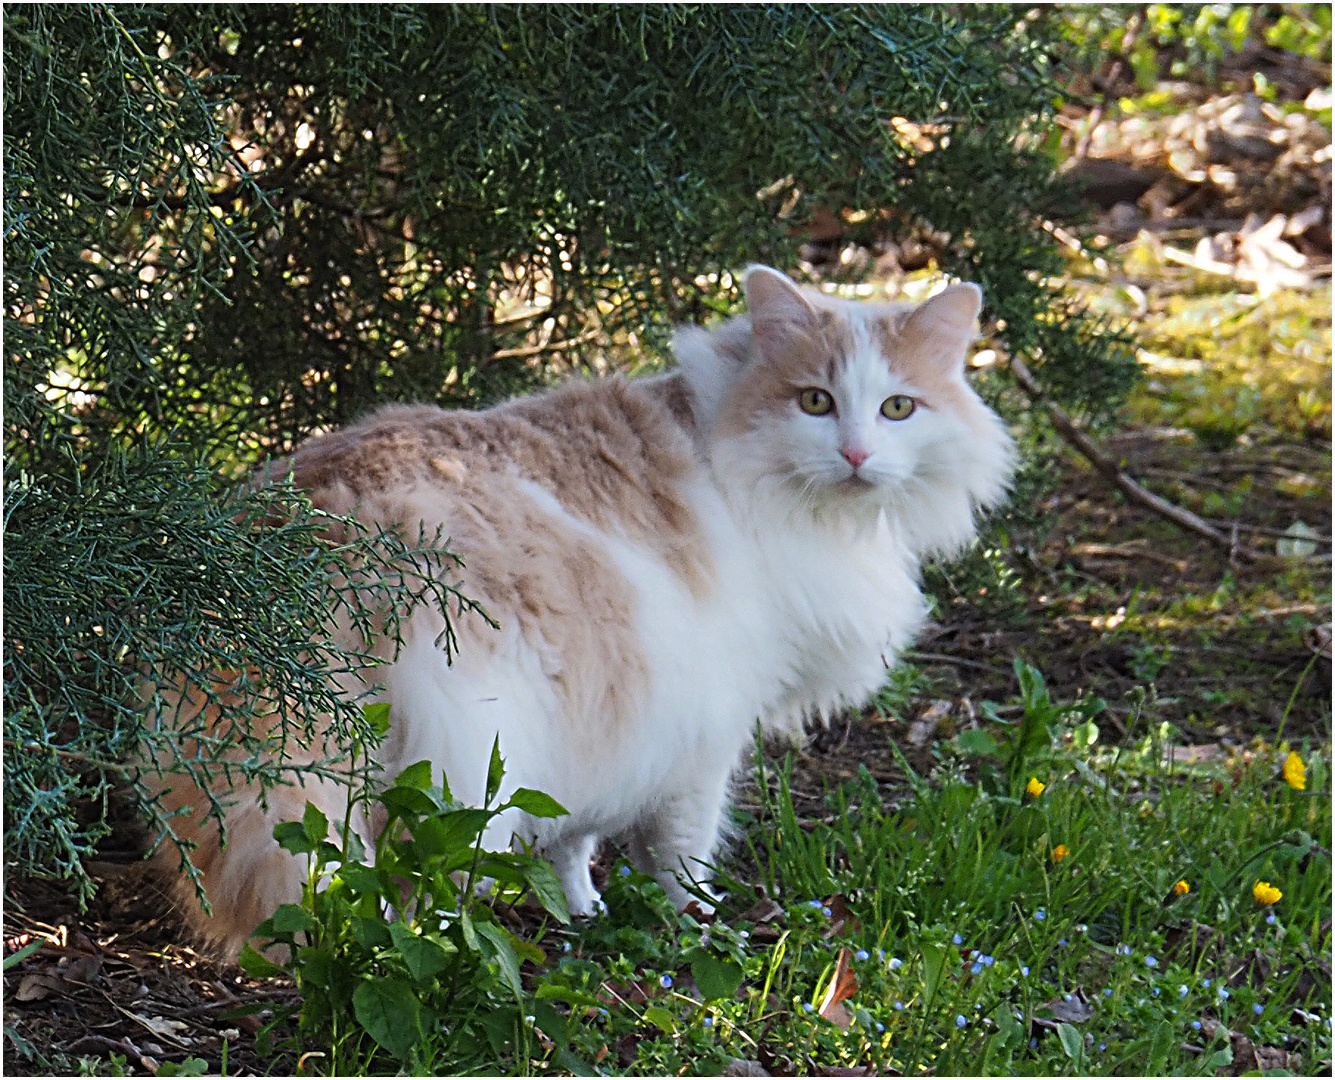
[896, 282, 982, 371]
[745, 265, 817, 354]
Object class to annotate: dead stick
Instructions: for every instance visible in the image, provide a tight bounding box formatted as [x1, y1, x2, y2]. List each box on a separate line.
[1008, 357, 1262, 562]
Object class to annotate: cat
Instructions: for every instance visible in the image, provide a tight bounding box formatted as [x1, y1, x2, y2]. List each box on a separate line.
[146, 265, 1016, 959]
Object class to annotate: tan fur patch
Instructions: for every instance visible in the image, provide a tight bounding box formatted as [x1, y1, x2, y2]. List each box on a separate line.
[270, 375, 712, 733]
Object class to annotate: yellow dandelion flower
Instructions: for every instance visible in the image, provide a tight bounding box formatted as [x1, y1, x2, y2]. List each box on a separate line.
[1282, 751, 1306, 791]
[1173, 880, 1190, 896]
[1025, 777, 1046, 798]
[1252, 880, 1282, 906]
[1052, 844, 1069, 862]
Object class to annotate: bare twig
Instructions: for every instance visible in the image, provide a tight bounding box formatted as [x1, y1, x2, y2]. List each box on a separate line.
[1008, 356, 1264, 562]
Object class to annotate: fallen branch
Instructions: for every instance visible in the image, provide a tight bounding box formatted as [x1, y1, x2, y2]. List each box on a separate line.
[1008, 356, 1264, 562]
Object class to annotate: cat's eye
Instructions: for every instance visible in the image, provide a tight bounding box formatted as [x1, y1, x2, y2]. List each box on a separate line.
[798, 388, 834, 415]
[880, 395, 916, 421]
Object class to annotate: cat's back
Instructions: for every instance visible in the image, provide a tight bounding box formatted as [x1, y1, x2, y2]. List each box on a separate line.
[271, 373, 713, 606]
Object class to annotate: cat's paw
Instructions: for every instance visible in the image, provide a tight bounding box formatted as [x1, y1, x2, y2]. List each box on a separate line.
[567, 891, 607, 918]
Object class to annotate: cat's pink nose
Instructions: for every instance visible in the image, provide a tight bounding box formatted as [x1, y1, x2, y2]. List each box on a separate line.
[841, 446, 870, 468]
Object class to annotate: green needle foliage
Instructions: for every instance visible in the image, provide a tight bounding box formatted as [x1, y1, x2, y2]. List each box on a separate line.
[5, 5, 1136, 901]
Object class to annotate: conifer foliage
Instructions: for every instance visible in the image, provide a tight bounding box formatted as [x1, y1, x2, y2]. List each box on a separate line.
[4, 5, 1133, 899]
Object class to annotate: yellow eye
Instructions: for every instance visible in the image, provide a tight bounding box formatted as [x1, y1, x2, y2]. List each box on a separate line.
[880, 395, 916, 420]
[798, 388, 834, 415]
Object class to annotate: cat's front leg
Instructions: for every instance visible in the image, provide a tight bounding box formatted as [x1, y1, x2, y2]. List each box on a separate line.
[626, 763, 733, 911]
[545, 832, 605, 917]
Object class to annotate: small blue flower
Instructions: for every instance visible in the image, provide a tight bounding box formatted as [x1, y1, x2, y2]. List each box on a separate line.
[971, 962, 983, 974]
[1020, 965, 1030, 977]
[855, 949, 870, 962]
[877, 949, 886, 962]
[1098, 1042, 1107, 1052]
[1202, 979, 1211, 988]
[1119, 944, 1132, 955]
[1266, 913, 1277, 925]
[889, 956, 903, 970]
[1058, 938, 1069, 947]
[1063, 993, 1073, 1002]
[953, 933, 963, 944]
[982, 955, 994, 967]
[1178, 985, 1189, 999]
[1029, 1038, 1038, 1049]
[739, 930, 749, 940]
[660, 974, 673, 988]
[956, 1014, 967, 1028]
[562, 942, 572, 953]
[1191, 1020, 1202, 1031]
[1253, 1004, 1264, 1016]
[1152, 987, 1161, 996]
[809, 899, 824, 909]
[1217, 987, 1230, 1000]
[1145, 956, 1158, 968]
[700, 932, 710, 947]
[822, 907, 832, 918]
[1034, 910, 1046, 922]
[894, 1001, 905, 1011]
[969, 949, 980, 960]
[803, 1002, 815, 1013]
[1104, 988, 1113, 997]
[598, 1007, 609, 1017]
[703, 1016, 714, 1027]
[875, 1022, 885, 1033]
[619, 865, 631, 877]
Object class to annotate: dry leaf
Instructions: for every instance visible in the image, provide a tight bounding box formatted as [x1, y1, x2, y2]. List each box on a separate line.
[907, 700, 951, 747]
[818, 948, 859, 1030]
[822, 895, 862, 939]
[14, 972, 62, 1002]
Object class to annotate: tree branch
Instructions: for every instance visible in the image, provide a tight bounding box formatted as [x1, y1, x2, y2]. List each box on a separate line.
[1009, 355, 1264, 563]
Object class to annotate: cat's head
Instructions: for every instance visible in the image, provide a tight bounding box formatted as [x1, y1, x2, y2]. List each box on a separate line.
[673, 265, 1015, 555]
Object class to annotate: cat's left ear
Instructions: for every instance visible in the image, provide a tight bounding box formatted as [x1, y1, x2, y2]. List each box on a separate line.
[745, 265, 818, 357]
[897, 282, 982, 370]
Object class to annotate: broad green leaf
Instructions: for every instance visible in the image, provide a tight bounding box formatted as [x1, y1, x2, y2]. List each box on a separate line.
[268, 903, 316, 934]
[486, 736, 505, 805]
[296, 945, 332, 989]
[520, 858, 572, 924]
[380, 784, 439, 820]
[272, 820, 314, 855]
[394, 759, 433, 790]
[503, 788, 569, 818]
[337, 862, 381, 895]
[352, 977, 420, 1060]
[237, 944, 285, 978]
[1056, 1021, 1084, 1064]
[411, 807, 493, 858]
[388, 921, 450, 983]
[302, 801, 329, 846]
[554, 1047, 599, 1076]
[643, 1005, 677, 1034]
[688, 947, 743, 1001]
[955, 728, 999, 757]
[474, 919, 524, 1001]
[350, 916, 393, 949]
[362, 701, 392, 737]
[531, 999, 569, 1048]
[921, 941, 948, 1006]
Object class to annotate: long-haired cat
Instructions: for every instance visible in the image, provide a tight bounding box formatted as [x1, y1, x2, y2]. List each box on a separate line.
[147, 266, 1015, 958]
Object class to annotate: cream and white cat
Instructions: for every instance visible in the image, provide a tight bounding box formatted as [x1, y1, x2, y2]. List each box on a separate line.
[149, 266, 1015, 957]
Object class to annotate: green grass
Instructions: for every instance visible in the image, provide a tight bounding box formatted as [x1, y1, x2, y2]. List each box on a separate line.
[257, 667, 1331, 1076]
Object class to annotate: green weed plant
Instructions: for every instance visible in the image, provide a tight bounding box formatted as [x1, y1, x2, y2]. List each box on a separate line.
[253, 668, 1330, 1075]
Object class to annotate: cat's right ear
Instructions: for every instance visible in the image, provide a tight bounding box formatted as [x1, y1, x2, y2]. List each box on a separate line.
[744, 266, 817, 354]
